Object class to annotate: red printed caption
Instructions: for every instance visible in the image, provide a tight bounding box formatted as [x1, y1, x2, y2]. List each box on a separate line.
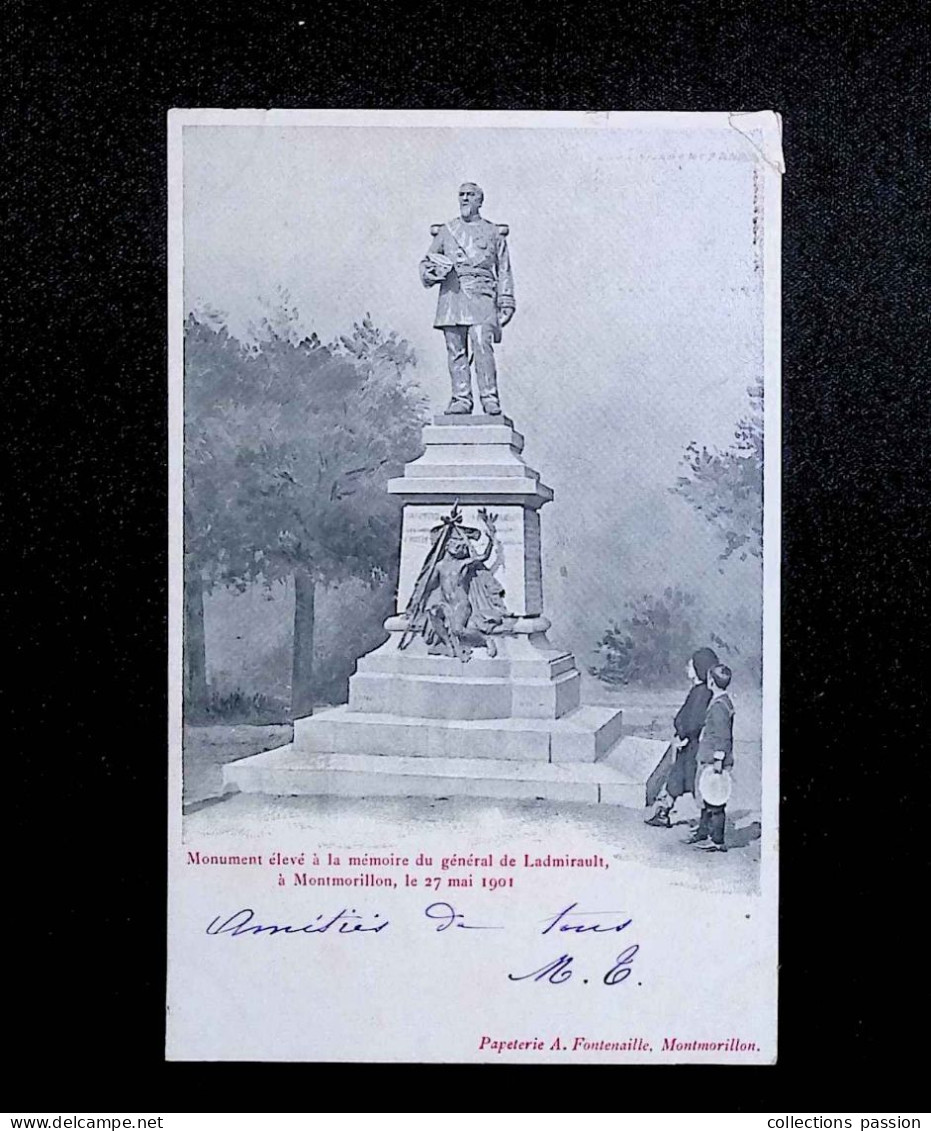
[186, 849, 610, 890]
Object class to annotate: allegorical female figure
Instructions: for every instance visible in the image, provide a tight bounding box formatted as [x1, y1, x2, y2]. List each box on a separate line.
[402, 505, 509, 662]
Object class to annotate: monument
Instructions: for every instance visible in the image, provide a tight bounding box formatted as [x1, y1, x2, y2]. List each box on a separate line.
[224, 186, 668, 806]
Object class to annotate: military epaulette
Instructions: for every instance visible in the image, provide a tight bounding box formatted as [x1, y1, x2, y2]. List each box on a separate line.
[429, 221, 510, 236]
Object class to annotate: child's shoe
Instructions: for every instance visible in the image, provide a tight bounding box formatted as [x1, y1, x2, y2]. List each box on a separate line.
[645, 808, 671, 828]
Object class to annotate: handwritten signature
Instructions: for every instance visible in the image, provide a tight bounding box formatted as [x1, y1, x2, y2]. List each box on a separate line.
[508, 948, 639, 985]
[205, 902, 639, 985]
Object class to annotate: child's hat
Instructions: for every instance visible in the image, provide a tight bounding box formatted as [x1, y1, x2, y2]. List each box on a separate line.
[698, 765, 733, 806]
[691, 647, 720, 682]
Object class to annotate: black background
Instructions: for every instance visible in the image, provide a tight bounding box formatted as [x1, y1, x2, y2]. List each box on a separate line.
[7, 0, 927, 1104]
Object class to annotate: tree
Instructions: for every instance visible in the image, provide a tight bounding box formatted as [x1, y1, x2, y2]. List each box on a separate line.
[672, 379, 763, 562]
[183, 303, 427, 718]
[182, 314, 254, 715]
[590, 587, 700, 686]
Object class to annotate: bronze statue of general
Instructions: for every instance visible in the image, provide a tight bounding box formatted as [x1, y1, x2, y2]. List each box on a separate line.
[420, 183, 515, 415]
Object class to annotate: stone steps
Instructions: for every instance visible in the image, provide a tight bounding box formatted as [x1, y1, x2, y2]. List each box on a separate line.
[222, 735, 669, 808]
[292, 703, 623, 763]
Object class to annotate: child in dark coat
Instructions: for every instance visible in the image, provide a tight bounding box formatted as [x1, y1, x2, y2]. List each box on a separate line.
[688, 663, 735, 852]
[645, 646, 719, 828]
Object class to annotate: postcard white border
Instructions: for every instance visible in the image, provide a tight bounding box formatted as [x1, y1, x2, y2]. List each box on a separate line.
[166, 109, 782, 1063]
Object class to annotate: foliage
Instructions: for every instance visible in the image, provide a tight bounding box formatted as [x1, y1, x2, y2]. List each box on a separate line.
[590, 587, 700, 686]
[709, 606, 763, 685]
[184, 303, 428, 593]
[186, 688, 292, 726]
[672, 379, 763, 562]
[184, 299, 428, 715]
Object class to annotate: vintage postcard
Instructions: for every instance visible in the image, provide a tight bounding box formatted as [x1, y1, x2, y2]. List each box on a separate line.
[167, 109, 781, 1063]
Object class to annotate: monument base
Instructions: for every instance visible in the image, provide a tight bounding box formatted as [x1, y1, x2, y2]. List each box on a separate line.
[219, 409, 670, 810]
[222, 711, 669, 808]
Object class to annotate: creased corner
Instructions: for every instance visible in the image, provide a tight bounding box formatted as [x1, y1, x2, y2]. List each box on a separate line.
[728, 111, 785, 175]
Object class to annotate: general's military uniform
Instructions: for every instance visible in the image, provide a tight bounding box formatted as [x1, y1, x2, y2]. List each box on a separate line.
[420, 217, 515, 414]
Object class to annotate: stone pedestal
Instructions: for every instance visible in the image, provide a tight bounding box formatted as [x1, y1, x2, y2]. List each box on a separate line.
[392, 415, 550, 617]
[224, 414, 667, 808]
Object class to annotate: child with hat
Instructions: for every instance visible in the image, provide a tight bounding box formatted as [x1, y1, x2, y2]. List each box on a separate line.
[688, 663, 736, 853]
[645, 646, 720, 828]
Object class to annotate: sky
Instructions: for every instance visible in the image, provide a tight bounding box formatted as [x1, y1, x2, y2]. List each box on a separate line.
[182, 119, 767, 671]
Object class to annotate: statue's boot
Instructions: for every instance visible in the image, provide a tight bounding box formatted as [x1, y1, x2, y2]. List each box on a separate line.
[480, 395, 502, 416]
[446, 396, 473, 414]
